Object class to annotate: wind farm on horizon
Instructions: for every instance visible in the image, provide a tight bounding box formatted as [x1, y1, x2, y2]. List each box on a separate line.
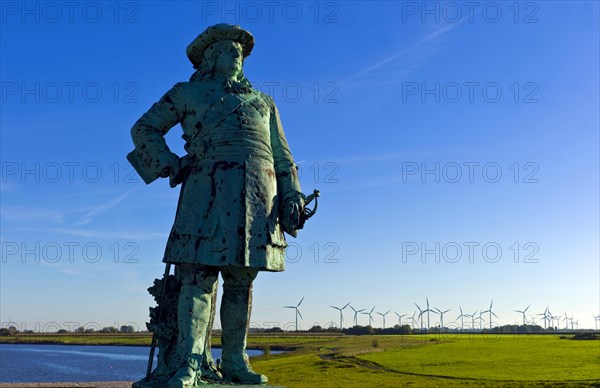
[281, 297, 598, 333]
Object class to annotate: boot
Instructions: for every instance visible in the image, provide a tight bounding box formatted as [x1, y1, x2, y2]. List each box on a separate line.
[200, 279, 222, 382]
[220, 283, 268, 385]
[168, 353, 202, 388]
[168, 282, 213, 388]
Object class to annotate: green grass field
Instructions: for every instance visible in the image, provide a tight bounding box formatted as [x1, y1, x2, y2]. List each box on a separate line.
[2, 333, 599, 386]
[251, 333, 600, 387]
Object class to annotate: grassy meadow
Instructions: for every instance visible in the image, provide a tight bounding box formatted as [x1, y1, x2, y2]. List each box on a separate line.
[1, 332, 599, 386]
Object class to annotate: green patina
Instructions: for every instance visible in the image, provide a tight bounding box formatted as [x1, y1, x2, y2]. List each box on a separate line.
[128, 24, 316, 387]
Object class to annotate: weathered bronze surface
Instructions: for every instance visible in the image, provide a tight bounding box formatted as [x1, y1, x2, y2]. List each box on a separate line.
[128, 24, 314, 387]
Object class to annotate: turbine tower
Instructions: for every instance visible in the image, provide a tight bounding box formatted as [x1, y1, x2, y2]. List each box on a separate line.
[284, 297, 304, 332]
[435, 308, 451, 330]
[414, 303, 425, 330]
[467, 310, 478, 330]
[514, 305, 530, 326]
[537, 307, 549, 330]
[482, 300, 498, 330]
[348, 305, 365, 326]
[394, 312, 406, 327]
[361, 306, 376, 327]
[457, 306, 466, 331]
[376, 310, 391, 329]
[423, 297, 438, 329]
[550, 313, 561, 330]
[330, 302, 350, 330]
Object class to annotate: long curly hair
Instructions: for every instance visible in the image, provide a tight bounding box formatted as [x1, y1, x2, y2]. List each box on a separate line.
[189, 40, 252, 88]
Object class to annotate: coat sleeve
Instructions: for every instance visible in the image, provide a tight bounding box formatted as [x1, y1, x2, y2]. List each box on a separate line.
[267, 95, 303, 206]
[128, 83, 185, 184]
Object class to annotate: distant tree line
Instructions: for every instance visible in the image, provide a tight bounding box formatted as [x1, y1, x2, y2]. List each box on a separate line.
[0, 325, 138, 335]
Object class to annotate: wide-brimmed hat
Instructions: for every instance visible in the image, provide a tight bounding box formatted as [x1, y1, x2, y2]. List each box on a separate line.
[186, 23, 254, 68]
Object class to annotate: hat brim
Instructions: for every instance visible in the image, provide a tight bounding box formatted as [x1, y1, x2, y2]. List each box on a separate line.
[186, 25, 254, 68]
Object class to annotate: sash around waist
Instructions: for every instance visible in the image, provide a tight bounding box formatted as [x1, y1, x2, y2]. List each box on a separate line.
[187, 154, 275, 171]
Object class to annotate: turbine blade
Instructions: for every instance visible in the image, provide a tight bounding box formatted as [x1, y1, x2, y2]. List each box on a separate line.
[297, 309, 303, 320]
[298, 297, 305, 307]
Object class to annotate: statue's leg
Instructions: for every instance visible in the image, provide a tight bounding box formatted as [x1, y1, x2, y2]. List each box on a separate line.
[220, 267, 267, 384]
[200, 276, 222, 382]
[168, 264, 218, 388]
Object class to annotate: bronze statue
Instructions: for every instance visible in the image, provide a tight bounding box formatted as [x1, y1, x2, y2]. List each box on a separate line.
[128, 24, 317, 387]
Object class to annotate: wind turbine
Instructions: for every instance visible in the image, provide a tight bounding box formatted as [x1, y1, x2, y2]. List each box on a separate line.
[514, 305, 530, 326]
[537, 307, 549, 330]
[592, 314, 600, 330]
[562, 312, 569, 330]
[423, 297, 438, 329]
[410, 311, 417, 328]
[456, 306, 466, 331]
[435, 308, 451, 330]
[376, 310, 391, 329]
[414, 303, 425, 330]
[394, 312, 407, 327]
[361, 306, 376, 327]
[284, 297, 304, 332]
[482, 300, 498, 330]
[330, 302, 350, 329]
[348, 305, 365, 326]
[468, 310, 478, 330]
[551, 313, 561, 330]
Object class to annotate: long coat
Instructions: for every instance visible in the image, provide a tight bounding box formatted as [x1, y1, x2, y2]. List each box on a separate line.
[130, 80, 302, 271]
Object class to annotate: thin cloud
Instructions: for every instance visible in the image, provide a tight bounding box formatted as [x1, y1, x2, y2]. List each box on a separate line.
[74, 190, 134, 226]
[53, 227, 167, 240]
[1, 207, 65, 224]
[341, 18, 468, 85]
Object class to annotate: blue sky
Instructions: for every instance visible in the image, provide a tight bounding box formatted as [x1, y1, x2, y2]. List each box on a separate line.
[1, 1, 598, 332]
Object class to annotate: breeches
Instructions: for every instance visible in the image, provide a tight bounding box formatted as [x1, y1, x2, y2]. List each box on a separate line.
[175, 264, 258, 291]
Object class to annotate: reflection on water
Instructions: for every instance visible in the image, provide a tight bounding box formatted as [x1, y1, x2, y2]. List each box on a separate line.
[0, 344, 268, 383]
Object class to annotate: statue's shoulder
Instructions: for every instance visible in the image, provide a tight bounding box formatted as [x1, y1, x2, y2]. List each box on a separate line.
[165, 81, 220, 103]
[255, 90, 275, 108]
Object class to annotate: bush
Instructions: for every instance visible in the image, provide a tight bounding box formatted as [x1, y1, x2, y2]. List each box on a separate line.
[371, 339, 379, 348]
[120, 325, 135, 333]
[571, 332, 599, 340]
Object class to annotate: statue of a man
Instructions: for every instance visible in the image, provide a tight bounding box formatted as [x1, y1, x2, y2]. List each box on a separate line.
[128, 24, 305, 386]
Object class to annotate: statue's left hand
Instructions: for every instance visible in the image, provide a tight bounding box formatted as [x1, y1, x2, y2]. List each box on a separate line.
[281, 197, 305, 237]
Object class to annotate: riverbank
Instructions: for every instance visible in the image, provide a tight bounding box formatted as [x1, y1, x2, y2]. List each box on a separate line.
[0, 332, 329, 350]
[0, 382, 133, 388]
[2, 334, 598, 386]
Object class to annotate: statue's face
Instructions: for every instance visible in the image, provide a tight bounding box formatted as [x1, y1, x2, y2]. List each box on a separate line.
[213, 40, 243, 78]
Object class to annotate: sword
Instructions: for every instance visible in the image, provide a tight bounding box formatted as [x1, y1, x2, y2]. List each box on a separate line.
[296, 189, 320, 230]
[146, 262, 171, 381]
